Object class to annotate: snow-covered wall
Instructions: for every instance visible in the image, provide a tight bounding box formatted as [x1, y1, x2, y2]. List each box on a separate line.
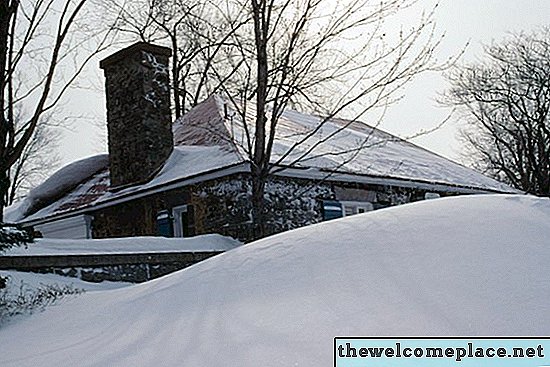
[0, 252, 224, 283]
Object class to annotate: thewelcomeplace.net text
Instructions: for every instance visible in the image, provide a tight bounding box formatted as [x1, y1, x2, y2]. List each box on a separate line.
[337, 342, 544, 362]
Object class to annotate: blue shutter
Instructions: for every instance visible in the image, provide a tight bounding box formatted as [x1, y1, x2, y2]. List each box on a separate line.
[156, 210, 173, 237]
[322, 200, 343, 220]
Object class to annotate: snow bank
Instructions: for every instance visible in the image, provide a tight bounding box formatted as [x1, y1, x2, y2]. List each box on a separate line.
[4, 154, 109, 222]
[0, 194, 549, 367]
[0, 270, 131, 296]
[3, 234, 242, 256]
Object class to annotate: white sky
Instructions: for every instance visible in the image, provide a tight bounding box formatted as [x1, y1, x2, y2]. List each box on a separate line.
[57, 0, 550, 168]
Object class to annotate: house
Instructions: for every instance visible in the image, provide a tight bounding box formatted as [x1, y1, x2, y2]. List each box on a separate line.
[6, 42, 516, 242]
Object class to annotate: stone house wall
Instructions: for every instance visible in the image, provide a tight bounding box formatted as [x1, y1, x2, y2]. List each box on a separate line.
[90, 173, 457, 242]
[92, 188, 192, 238]
[189, 175, 335, 241]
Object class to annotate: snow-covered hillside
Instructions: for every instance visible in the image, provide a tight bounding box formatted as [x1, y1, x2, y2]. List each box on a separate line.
[1, 194, 549, 367]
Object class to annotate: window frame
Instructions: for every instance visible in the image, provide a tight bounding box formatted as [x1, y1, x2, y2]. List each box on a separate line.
[172, 204, 194, 237]
[339, 200, 374, 217]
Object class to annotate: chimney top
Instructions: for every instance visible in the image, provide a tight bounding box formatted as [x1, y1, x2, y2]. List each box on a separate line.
[100, 42, 171, 70]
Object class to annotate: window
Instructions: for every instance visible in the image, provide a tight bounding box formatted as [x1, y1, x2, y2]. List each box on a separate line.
[322, 200, 373, 220]
[172, 204, 195, 237]
[340, 201, 373, 217]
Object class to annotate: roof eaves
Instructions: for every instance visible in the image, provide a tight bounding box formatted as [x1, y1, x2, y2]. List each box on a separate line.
[21, 162, 251, 227]
[272, 165, 518, 194]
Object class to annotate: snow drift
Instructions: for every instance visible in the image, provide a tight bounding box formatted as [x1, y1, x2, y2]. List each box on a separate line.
[0, 194, 549, 367]
[3, 234, 242, 256]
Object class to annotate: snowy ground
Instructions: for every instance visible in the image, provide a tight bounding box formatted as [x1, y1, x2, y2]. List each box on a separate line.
[0, 270, 133, 331]
[0, 270, 132, 297]
[3, 233, 242, 256]
[0, 194, 549, 367]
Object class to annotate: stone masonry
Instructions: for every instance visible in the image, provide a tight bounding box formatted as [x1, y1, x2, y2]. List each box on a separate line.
[90, 172, 455, 243]
[100, 42, 174, 188]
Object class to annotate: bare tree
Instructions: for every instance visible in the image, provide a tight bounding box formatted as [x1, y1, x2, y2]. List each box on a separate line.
[105, 0, 251, 119]
[223, 0, 446, 236]
[0, 0, 118, 221]
[443, 27, 550, 196]
[109, 0, 449, 238]
[7, 115, 61, 205]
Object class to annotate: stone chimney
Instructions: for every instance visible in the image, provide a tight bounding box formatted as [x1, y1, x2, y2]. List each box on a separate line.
[100, 42, 174, 189]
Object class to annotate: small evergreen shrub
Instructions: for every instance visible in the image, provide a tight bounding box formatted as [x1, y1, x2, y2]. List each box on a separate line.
[0, 224, 33, 253]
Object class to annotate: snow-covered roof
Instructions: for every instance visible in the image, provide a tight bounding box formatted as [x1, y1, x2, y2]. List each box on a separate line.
[176, 95, 514, 192]
[8, 145, 243, 223]
[7, 94, 516, 224]
[5, 155, 110, 223]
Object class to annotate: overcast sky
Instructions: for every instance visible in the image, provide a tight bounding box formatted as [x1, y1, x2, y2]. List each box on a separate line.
[57, 0, 550, 168]
[384, 0, 550, 161]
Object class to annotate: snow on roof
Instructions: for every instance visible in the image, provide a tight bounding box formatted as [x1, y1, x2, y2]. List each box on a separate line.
[8, 94, 515, 223]
[5, 155, 109, 222]
[17, 145, 242, 223]
[3, 234, 242, 256]
[0, 194, 548, 366]
[180, 95, 513, 192]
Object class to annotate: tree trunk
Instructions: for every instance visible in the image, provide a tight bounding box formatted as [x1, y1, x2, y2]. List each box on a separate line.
[0, 1, 12, 148]
[171, 33, 181, 119]
[0, 2, 15, 222]
[0, 167, 10, 222]
[250, 0, 269, 239]
[251, 170, 266, 239]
